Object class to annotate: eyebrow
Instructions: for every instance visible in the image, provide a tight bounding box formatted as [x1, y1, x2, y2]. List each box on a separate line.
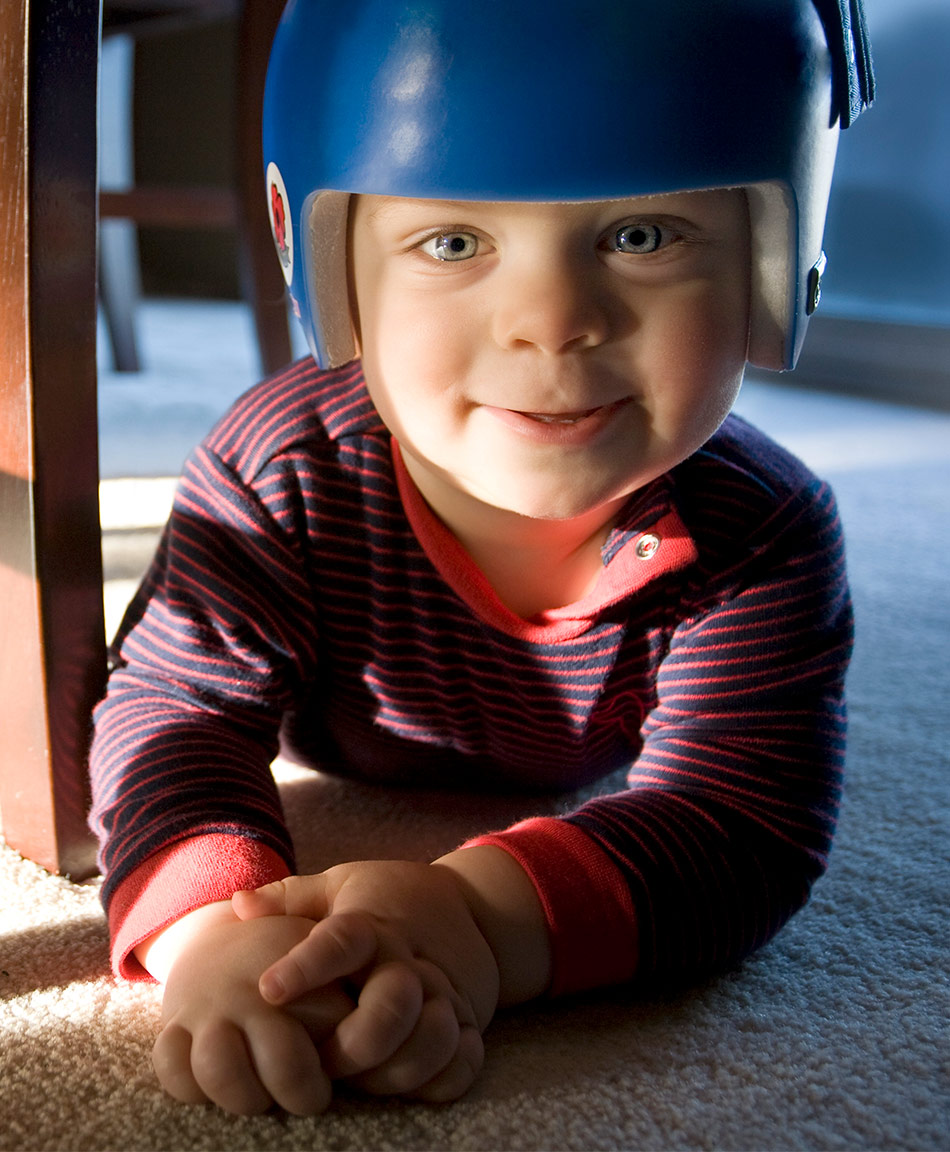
[363, 197, 479, 222]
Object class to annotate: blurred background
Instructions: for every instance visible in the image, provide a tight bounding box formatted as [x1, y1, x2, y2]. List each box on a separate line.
[822, 0, 949, 329]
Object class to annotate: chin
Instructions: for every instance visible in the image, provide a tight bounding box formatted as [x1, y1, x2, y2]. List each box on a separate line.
[485, 479, 640, 523]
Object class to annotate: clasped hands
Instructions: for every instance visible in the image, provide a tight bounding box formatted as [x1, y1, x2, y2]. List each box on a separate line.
[150, 848, 550, 1116]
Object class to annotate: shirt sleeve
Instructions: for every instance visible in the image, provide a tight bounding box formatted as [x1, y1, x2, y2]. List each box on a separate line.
[463, 818, 639, 995]
[107, 834, 292, 980]
[89, 443, 318, 971]
[463, 476, 853, 995]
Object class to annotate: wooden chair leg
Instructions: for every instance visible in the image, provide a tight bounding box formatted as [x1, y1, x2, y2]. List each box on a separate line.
[0, 0, 105, 879]
[236, 0, 294, 378]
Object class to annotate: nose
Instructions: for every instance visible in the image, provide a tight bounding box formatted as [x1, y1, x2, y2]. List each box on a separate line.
[491, 253, 611, 355]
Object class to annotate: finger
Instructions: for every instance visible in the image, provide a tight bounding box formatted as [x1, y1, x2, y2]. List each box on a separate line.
[151, 1022, 210, 1106]
[231, 887, 284, 920]
[350, 995, 461, 1097]
[259, 912, 378, 1004]
[321, 962, 423, 1079]
[232, 874, 330, 922]
[245, 1014, 334, 1117]
[189, 1019, 273, 1115]
[411, 1025, 485, 1103]
[283, 981, 357, 1045]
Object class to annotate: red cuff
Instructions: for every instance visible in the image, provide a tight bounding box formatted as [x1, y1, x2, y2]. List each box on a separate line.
[108, 835, 292, 980]
[463, 818, 638, 996]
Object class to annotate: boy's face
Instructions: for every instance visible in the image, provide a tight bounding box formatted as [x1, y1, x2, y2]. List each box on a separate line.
[348, 190, 750, 527]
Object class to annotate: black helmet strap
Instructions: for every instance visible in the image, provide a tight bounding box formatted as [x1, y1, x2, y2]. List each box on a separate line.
[813, 0, 876, 128]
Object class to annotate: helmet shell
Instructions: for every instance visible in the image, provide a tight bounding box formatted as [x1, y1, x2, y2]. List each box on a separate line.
[264, 0, 840, 370]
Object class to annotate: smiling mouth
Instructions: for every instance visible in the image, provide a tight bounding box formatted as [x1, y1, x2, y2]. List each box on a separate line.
[518, 407, 604, 425]
[483, 398, 630, 444]
[516, 399, 632, 425]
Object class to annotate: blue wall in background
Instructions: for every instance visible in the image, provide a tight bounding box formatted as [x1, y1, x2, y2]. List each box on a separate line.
[822, 0, 950, 327]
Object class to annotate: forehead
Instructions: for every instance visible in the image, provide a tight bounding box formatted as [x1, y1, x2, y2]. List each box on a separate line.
[353, 189, 748, 230]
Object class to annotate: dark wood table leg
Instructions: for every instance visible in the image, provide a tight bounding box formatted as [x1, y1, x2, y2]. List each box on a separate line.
[0, 0, 105, 879]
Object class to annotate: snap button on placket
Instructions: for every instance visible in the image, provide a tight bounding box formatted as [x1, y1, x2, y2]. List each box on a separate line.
[635, 533, 661, 560]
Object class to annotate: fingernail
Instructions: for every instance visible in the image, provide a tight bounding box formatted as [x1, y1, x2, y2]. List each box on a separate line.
[260, 969, 286, 1002]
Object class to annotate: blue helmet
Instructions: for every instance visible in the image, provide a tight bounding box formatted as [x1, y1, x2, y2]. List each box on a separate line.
[263, 0, 873, 371]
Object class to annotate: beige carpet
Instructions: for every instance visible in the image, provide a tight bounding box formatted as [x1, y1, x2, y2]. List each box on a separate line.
[2, 373, 949, 1151]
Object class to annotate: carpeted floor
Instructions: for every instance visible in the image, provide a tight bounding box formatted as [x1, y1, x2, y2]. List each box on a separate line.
[1, 302, 948, 1151]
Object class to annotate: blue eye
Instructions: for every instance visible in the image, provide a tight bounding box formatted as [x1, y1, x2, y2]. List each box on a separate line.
[611, 224, 664, 254]
[422, 231, 480, 261]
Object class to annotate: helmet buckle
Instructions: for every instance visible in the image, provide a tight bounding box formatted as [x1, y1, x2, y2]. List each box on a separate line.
[806, 252, 828, 316]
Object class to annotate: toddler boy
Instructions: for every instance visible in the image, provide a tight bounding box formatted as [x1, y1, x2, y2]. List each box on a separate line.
[89, 0, 873, 1116]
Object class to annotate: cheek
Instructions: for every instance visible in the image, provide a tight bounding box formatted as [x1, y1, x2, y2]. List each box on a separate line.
[359, 323, 464, 449]
[363, 282, 474, 388]
[650, 288, 747, 431]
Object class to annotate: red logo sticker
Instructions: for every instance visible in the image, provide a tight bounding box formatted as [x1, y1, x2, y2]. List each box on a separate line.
[266, 162, 293, 285]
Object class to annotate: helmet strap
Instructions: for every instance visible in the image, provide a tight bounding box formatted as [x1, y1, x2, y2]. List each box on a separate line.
[812, 0, 875, 128]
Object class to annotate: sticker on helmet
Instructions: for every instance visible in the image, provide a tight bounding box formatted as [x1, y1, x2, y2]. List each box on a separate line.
[266, 162, 293, 285]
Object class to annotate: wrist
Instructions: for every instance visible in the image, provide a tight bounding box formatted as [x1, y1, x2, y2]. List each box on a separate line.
[133, 900, 238, 984]
[433, 845, 552, 1006]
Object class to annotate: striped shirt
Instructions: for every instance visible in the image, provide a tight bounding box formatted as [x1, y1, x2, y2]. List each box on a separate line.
[89, 358, 853, 992]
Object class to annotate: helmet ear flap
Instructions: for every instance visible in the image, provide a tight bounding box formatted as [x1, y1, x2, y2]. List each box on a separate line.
[746, 109, 840, 372]
[305, 191, 356, 369]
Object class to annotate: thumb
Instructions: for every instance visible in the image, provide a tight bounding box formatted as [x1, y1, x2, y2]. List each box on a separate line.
[231, 873, 332, 922]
